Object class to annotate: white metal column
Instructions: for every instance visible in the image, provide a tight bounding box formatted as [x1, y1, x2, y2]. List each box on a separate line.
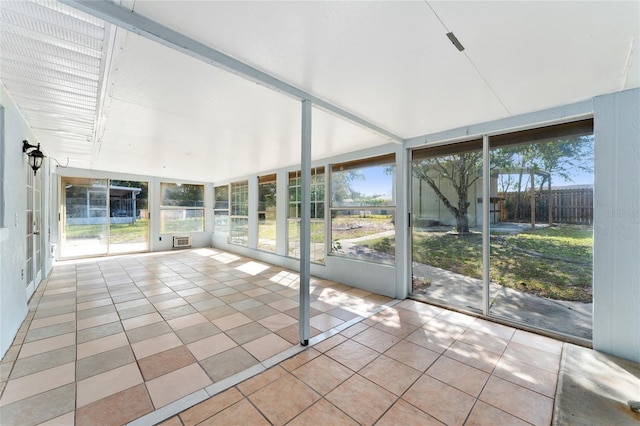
[482, 135, 490, 315]
[299, 100, 312, 345]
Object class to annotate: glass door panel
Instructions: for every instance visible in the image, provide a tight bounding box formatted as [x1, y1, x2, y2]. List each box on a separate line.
[488, 134, 594, 339]
[411, 141, 484, 313]
[61, 177, 108, 258]
[26, 165, 43, 297]
[109, 180, 149, 254]
[26, 166, 34, 296]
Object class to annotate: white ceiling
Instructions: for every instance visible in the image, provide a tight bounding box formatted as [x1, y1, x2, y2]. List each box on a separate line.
[1, 1, 639, 182]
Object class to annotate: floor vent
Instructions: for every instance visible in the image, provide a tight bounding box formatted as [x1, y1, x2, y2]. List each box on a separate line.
[173, 236, 192, 249]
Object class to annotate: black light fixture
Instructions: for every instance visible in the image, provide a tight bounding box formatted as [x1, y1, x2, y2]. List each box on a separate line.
[22, 140, 45, 175]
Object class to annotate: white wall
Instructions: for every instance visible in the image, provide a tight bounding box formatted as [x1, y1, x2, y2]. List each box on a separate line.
[593, 88, 640, 363]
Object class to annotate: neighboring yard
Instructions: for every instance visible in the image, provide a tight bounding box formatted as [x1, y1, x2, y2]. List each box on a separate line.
[365, 224, 593, 302]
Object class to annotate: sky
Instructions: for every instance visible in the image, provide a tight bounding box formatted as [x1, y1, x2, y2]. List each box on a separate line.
[345, 161, 593, 201]
[348, 166, 393, 199]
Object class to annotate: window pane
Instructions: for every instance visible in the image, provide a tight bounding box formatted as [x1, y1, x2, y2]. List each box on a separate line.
[61, 177, 108, 257]
[410, 146, 483, 311]
[258, 180, 277, 212]
[258, 211, 276, 252]
[489, 134, 594, 339]
[161, 183, 204, 207]
[288, 218, 326, 263]
[230, 217, 248, 245]
[160, 209, 204, 233]
[288, 168, 325, 263]
[230, 181, 248, 216]
[258, 177, 277, 253]
[109, 180, 149, 254]
[230, 180, 249, 246]
[214, 185, 229, 210]
[331, 161, 394, 207]
[330, 209, 395, 264]
[214, 211, 229, 234]
[330, 155, 395, 264]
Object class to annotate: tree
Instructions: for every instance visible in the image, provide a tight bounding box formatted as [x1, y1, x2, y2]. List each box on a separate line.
[413, 152, 482, 234]
[412, 136, 594, 231]
[492, 136, 593, 220]
[161, 183, 204, 207]
[331, 170, 364, 205]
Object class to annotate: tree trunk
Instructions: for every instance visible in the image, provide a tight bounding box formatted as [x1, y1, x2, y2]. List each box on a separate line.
[456, 188, 471, 234]
[456, 211, 470, 234]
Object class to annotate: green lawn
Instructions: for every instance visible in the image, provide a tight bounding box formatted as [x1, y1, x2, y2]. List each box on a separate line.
[66, 219, 149, 243]
[366, 224, 593, 302]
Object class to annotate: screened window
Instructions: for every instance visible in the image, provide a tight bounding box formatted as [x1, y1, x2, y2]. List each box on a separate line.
[160, 183, 204, 233]
[230, 180, 249, 246]
[330, 154, 396, 264]
[214, 185, 229, 235]
[288, 167, 325, 263]
[258, 174, 277, 252]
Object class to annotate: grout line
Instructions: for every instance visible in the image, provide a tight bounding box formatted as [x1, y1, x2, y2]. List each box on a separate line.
[124, 297, 402, 425]
[127, 389, 210, 426]
[204, 363, 265, 397]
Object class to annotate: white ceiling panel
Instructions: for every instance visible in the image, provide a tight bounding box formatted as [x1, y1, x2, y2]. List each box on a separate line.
[132, 0, 639, 140]
[92, 31, 388, 181]
[131, 0, 509, 138]
[431, 1, 640, 116]
[2, 1, 639, 183]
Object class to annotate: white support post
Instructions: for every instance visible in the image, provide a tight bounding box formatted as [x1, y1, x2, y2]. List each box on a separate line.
[482, 135, 490, 315]
[299, 100, 312, 345]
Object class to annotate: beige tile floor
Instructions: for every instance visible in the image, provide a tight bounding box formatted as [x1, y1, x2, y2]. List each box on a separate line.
[0, 248, 564, 425]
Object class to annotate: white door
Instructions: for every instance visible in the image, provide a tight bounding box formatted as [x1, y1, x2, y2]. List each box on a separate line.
[25, 165, 43, 298]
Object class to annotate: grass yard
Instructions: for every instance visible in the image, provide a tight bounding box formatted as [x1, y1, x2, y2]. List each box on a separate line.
[66, 219, 149, 243]
[366, 224, 593, 302]
[331, 214, 394, 240]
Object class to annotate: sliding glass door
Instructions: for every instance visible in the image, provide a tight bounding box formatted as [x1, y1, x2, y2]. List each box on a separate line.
[60, 177, 149, 258]
[410, 120, 594, 340]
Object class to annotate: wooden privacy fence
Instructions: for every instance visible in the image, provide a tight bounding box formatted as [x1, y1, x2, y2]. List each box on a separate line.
[499, 187, 593, 225]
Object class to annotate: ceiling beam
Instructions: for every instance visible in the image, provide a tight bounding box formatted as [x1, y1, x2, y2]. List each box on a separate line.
[61, 0, 404, 144]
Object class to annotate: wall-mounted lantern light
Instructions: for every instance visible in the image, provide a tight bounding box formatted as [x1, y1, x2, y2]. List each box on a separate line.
[22, 140, 45, 175]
